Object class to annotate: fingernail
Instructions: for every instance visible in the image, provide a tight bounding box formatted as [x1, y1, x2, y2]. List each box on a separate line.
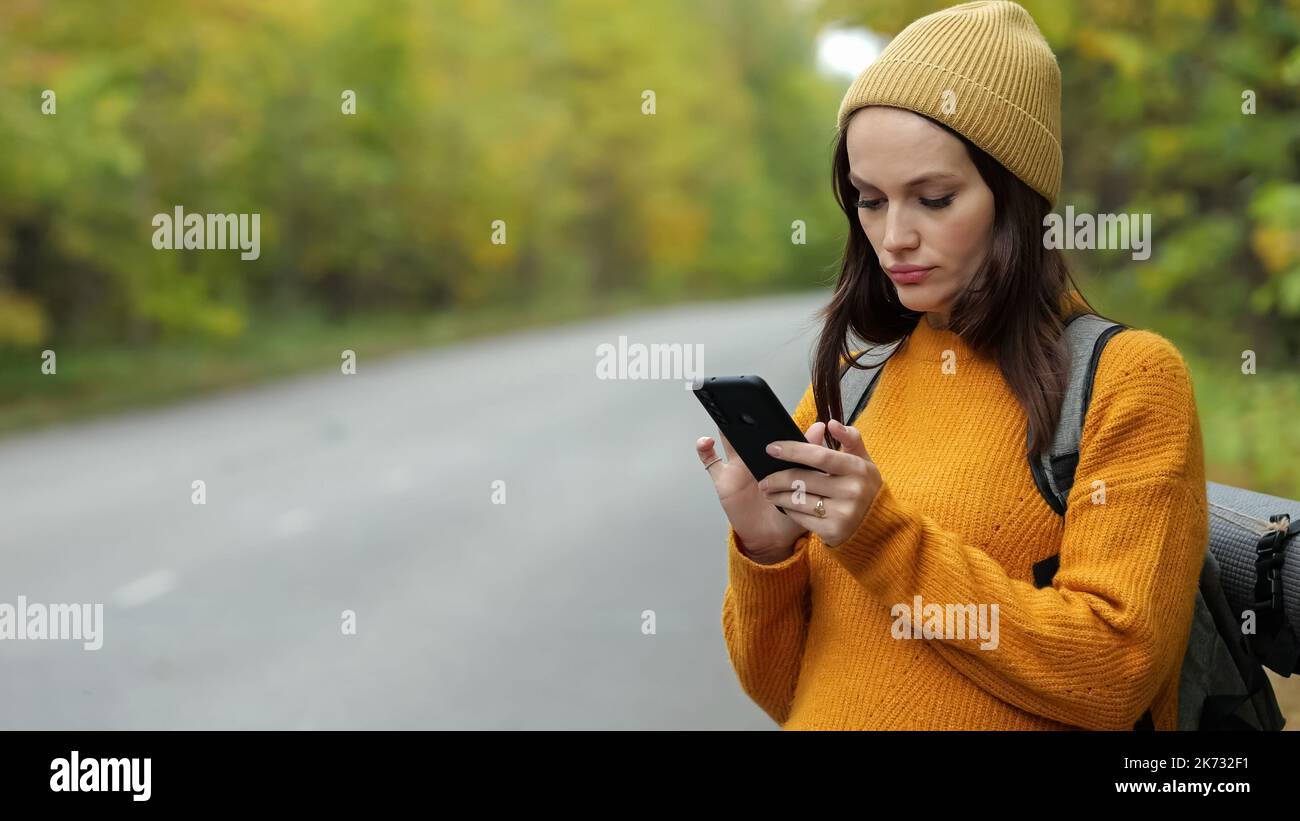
[766, 443, 781, 456]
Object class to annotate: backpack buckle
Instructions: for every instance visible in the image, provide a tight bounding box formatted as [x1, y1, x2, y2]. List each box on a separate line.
[1254, 515, 1291, 613]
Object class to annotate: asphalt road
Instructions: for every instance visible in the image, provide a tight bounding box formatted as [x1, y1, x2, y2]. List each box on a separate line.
[0, 290, 830, 729]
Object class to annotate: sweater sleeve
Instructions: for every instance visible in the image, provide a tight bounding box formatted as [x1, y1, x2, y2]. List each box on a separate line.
[719, 380, 820, 725]
[822, 330, 1209, 730]
[721, 528, 813, 724]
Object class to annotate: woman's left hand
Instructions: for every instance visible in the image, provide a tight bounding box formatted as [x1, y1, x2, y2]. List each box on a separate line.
[757, 419, 883, 548]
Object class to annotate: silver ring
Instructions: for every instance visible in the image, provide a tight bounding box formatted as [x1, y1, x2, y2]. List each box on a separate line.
[703, 456, 723, 471]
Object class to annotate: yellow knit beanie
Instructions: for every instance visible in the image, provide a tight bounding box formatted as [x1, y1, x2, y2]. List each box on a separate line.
[836, 0, 1062, 206]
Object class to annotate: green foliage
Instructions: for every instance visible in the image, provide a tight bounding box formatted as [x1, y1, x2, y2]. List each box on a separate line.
[0, 0, 844, 347]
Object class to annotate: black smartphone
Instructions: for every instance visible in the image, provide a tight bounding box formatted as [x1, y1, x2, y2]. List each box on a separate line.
[694, 375, 823, 513]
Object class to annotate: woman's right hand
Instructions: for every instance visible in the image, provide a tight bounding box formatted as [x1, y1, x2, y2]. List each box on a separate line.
[696, 421, 826, 563]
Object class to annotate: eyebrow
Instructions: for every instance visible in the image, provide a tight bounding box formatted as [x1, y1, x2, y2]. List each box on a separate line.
[849, 171, 961, 189]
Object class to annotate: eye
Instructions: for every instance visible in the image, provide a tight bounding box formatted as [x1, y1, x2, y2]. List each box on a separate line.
[921, 194, 956, 209]
[856, 194, 956, 211]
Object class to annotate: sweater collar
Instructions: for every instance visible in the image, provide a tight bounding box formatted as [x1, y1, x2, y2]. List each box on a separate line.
[896, 314, 981, 363]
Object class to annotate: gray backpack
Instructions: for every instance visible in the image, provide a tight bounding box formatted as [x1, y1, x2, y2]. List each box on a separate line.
[840, 312, 1298, 730]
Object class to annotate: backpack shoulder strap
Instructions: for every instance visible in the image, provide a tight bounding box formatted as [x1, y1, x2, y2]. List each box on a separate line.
[841, 340, 904, 425]
[841, 312, 1130, 514]
[1028, 312, 1130, 516]
[1028, 312, 1157, 731]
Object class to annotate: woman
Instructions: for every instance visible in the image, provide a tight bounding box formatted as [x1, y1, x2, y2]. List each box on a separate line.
[695, 0, 1208, 730]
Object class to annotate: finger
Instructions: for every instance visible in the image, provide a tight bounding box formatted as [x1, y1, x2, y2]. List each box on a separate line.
[826, 418, 872, 461]
[766, 436, 861, 476]
[803, 420, 827, 445]
[759, 467, 835, 498]
[765, 489, 828, 513]
[696, 436, 719, 466]
[761, 421, 833, 493]
[763, 421, 831, 484]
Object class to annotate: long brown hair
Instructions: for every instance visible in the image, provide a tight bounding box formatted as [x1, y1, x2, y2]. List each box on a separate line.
[811, 110, 1117, 459]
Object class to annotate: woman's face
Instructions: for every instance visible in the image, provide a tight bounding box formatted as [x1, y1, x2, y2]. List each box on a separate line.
[845, 106, 995, 327]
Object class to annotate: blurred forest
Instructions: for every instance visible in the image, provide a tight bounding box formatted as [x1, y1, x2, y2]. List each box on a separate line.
[1, 0, 1298, 493]
[0, 0, 843, 346]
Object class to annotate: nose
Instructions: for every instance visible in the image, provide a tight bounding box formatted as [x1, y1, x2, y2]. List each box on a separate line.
[881, 206, 919, 255]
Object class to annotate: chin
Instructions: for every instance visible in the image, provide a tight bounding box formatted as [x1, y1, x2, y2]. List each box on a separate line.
[894, 285, 945, 314]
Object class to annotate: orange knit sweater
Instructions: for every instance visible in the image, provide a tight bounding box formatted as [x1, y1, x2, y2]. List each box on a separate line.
[721, 317, 1208, 730]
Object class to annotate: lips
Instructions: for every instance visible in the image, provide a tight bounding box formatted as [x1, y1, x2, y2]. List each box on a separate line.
[886, 265, 934, 284]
